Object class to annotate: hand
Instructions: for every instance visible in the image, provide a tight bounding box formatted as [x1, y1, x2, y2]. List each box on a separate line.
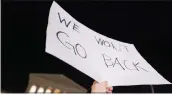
[91, 81, 113, 93]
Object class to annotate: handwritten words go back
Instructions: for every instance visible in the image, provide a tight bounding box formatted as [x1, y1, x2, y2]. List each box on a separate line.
[45, 1, 171, 86]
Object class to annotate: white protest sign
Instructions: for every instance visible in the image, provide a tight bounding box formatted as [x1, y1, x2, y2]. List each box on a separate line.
[45, 1, 171, 86]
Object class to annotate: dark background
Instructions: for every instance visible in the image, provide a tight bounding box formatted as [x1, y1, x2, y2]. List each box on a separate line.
[2, 0, 172, 93]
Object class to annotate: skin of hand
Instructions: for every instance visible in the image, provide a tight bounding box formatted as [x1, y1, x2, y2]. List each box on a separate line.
[91, 81, 113, 93]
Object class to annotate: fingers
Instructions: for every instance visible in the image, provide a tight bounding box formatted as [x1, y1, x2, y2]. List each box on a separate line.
[108, 86, 113, 91]
[91, 81, 113, 93]
[107, 90, 112, 93]
[106, 86, 113, 93]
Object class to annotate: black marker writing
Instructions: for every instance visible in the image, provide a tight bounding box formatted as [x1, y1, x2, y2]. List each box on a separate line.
[95, 36, 129, 52]
[58, 12, 71, 27]
[58, 12, 80, 33]
[73, 23, 79, 32]
[56, 31, 71, 49]
[75, 44, 87, 58]
[102, 54, 114, 67]
[102, 53, 148, 72]
[56, 31, 87, 58]
[114, 57, 125, 70]
[65, 42, 77, 55]
[123, 60, 138, 70]
[133, 62, 149, 72]
[102, 54, 125, 70]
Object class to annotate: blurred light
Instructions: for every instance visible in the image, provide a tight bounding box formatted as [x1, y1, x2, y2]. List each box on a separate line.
[45, 87, 52, 93]
[37, 87, 44, 93]
[54, 89, 60, 93]
[29, 85, 37, 93]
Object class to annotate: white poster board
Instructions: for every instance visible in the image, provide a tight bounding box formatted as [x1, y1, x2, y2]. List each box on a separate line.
[45, 1, 171, 86]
